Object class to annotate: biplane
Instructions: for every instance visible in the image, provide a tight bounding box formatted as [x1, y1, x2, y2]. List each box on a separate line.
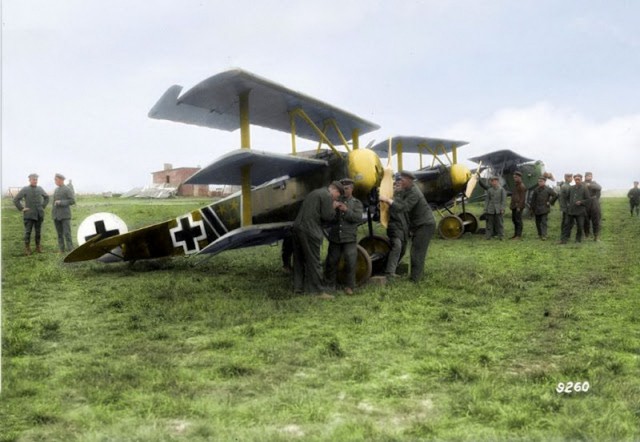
[65, 69, 478, 283]
[466, 149, 552, 205]
[65, 69, 391, 284]
[370, 136, 479, 239]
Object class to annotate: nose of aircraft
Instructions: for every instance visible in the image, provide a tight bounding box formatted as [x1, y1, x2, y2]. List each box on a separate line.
[450, 163, 471, 193]
[347, 149, 383, 199]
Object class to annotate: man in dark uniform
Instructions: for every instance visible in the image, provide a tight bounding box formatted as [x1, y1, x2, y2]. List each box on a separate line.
[628, 181, 640, 217]
[292, 181, 343, 299]
[325, 178, 364, 295]
[529, 176, 557, 240]
[558, 173, 573, 243]
[583, 172, 602, 241]
[510, 171, 527, 239]
[380, 170, 435, 283]
[382, 176, 409, 278]
[52, 173, 76, 253]
[13, 173, 50, 255]
[561, 173, 591, 244]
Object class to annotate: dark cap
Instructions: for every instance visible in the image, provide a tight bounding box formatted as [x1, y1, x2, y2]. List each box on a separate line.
[538, 176, 547, 181]
[513, 171, 522, 177]
[339, 178, 355, 186]
[28, 173, 39, 179]
[55, 173, 66, 180]
[573, 173, 583, 178]
[585, 171, 593, 176]
[489, 176, 499, 181]
[564, 173, 573, 178]
[330, 180, 345, 195]
[398, 170, 415, 180]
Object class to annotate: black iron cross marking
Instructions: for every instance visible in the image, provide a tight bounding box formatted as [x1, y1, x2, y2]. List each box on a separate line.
[170, 215, 206, 254]
[85, 220, 120, 242]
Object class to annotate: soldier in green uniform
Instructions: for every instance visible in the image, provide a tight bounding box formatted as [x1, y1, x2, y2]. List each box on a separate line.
[561, 174, 591, 244]
[292, 181, 343, 299]
[382, 176, 409, 278]
[480, 176, 507, 240]
[558, 173, 573, 243]
[583, 172, 602, 241]
[509, 171, 527, 239]
[325, 178, 364, 295]
[380, 170, 435, 283]
[529, 176, 558, 240]
[628, 181, 640, 217]
[52, 173, 76, 253]
[13, 173, 50, 255]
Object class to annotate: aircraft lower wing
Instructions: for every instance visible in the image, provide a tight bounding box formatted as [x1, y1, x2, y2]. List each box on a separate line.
[467, 149, 534, 170]
[196, 222, 293, 257]
[185, 149, 328, 186]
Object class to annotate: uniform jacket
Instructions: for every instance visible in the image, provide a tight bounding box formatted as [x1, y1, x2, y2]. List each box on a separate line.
[585, 180, 602, 209]
[14, 185, 49, 220]
[52, 184, 76, 220]
[392, 183, 435, 230]
[628, 187, 640, 204]
[387, 190, 409, 241]
[293, 187, 336, 241]
[558, 182, 572, 212]
[510, 181, 527, 210]
[566, 184, 591, 216]
[529, 185, 557, 215]
[328, 196, 363, 243]
[483, 185, 507, 215]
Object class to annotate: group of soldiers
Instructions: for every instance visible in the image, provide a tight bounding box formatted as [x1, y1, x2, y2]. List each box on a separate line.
[13, 173, 76, 255]
[483, 171, 606, 243]
[289, 171, 436, 300]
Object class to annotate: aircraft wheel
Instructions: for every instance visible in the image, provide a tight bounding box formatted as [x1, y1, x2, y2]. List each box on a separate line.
[337, 244, 373, 286]
[458, 212, 479, 234]
[438, 215, 464, 239]
[359, 235, 391, 275]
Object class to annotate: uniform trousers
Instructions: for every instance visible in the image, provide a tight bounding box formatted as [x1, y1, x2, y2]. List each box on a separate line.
[292, 230, 325, 294]
[24, 218, 44, 245]
[325, 241, 357, 289]
[54, 218, 74, 251]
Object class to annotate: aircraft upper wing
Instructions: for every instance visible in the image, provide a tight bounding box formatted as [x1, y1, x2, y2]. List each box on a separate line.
[196, 222, 293, 257]
[185, 149, 328, 186]
[467, 149, 534, 168]
[148, 69, 380, 145]
[371, 136, 469, 158]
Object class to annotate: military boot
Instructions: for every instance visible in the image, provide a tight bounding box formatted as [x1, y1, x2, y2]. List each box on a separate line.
[35, 244, 43, 253]
[24, 244, 32, 256]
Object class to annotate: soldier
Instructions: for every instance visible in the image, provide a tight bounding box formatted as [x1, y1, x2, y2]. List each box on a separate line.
[13, 173, 50, 255]
[510, 171, 527, 239]
[52, 173, 76, 253]
[561, 173, 591, 244]
[480, 176, 507, 240]
[529, 176, 558, 240]
[380, 170, 435, 282]
[628, 181, 640, 217]
[583, 172, 602, 241]
[292, 181, 343, 299]
[382, 175, 409, 278]
[325, 178, 364, 295]
[558, 173, 573, 243]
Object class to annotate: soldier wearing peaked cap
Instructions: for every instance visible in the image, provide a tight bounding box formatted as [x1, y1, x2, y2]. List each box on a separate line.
[529, 176, 558, 240]
[379, 170, 435, 282]
[583, 172, 602, 241]
[628, 181, 640, 217]
[325, 178, 363, 295]
[480, 176, 507, 240]
[13, 173, 50, 255]
[509, 171, 527, 239]
[560, 174, 591, 244]
[292, 182, 343, 299]
[52, 173, 76, 252]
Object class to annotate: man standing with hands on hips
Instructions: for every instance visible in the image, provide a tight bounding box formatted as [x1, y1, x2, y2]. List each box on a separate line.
[13, 173, 49, 255]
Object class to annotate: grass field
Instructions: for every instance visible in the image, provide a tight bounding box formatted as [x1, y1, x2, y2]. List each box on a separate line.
[1, 196, 639, 441]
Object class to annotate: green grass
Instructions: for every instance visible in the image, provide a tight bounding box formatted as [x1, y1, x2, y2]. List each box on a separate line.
[2, 196, 639, 441]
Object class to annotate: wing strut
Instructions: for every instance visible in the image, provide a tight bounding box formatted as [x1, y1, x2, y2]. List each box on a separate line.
[240, 90, 252, 226]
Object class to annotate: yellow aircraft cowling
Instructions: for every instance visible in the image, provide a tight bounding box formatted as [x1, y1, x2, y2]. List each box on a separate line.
[450, 163, 472, 193]
[347, 149, 384, 200]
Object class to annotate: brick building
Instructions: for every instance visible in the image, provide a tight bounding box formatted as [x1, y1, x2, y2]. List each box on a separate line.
[151, 164, 209, 197]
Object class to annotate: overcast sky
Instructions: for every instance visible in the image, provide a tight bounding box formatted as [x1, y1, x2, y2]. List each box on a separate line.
[2, 0, 639, 193]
